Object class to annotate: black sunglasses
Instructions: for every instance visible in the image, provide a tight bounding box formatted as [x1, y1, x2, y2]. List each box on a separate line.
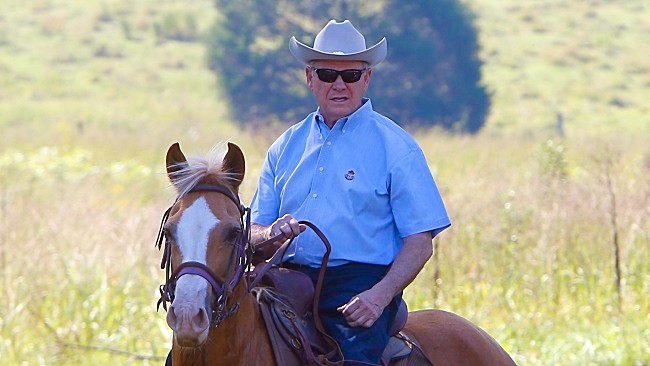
[311, 68, 367, 83]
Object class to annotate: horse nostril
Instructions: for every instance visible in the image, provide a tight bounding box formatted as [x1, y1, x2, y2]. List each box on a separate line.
[167, 304, 210, 334]
[192, 307, 210, 333]
[166, 305, 179, 330]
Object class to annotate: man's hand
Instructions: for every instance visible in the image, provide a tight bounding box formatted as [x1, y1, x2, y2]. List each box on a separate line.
[336, 288, 391, 328]
[267, 214, 305, 243]
[250, 215, 305, 263]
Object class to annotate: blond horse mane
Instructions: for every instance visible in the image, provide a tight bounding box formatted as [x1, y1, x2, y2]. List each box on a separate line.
[169, 143, 240, 198]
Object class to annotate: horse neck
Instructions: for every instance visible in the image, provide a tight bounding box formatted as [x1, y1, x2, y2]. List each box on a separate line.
[172, 287, 274, 366]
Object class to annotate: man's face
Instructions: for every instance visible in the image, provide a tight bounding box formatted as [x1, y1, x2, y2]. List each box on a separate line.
[306, 60, 372, 126]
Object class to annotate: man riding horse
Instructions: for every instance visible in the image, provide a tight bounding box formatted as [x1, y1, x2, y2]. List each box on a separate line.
[249, 19, 451, 365]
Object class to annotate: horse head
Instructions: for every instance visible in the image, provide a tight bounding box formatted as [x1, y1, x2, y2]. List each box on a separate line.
[157, 142, 248, 348]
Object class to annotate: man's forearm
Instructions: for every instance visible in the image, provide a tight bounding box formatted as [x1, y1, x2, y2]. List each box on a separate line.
[372, 232, 433, 305]
[250, 223, 271, 245]
[338, 231, 434, 327]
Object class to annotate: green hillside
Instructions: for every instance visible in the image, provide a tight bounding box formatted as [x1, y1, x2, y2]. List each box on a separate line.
[1, 0, 648, 145]
[0, 0, 234, 160]
[467, 0, 650, 136]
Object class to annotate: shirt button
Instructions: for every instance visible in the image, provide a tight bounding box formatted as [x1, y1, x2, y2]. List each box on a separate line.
[298, 247, 304, 251]
[312, 193, 318, 198]
[326, 141, 332, 146]
[342, 129, 346, 133]
[319, 167, 324, 172]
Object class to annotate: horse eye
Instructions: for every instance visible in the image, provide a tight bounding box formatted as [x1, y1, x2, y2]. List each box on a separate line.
[225, 227, 242, 243]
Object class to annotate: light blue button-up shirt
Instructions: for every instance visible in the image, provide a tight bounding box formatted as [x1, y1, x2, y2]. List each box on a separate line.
[250, 99, 450, 267]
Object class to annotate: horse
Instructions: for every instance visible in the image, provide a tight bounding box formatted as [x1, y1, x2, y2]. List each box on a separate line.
[156, 142, 517, 366]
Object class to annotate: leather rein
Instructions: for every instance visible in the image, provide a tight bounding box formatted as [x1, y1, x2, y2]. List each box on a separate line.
[155, 183, 332, 329]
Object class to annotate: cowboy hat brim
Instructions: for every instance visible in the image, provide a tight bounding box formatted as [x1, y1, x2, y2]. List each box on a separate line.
[289, 36, 387, 67]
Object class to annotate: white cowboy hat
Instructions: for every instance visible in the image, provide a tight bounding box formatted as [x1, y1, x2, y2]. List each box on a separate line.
[289, 20, 387, 67]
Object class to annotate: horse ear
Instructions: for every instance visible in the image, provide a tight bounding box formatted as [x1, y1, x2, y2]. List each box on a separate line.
[166, 142, 188, 183]
[223, 142, 245, 188]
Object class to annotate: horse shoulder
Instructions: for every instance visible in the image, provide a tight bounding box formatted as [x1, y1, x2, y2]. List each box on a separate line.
[403, 309, 516, 366]
[203, 295, 276, 366]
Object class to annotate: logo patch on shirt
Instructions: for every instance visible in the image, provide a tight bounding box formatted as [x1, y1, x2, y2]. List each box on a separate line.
[344, 170, 355, 181]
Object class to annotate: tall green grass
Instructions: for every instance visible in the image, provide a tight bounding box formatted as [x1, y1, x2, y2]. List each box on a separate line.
[410, 133, 650, 365]
[2, 135, 648, 365]
[1, 0, 648, 365]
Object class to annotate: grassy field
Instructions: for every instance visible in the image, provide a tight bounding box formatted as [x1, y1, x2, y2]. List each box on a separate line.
[465, 0, 650, 137]
[1, 1, 648, 365]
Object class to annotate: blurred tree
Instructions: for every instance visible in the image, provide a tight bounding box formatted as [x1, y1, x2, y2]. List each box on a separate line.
[208, 0, 489, 132]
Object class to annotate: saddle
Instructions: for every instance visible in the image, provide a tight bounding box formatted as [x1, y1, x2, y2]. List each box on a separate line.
[250, 266, 416, 366]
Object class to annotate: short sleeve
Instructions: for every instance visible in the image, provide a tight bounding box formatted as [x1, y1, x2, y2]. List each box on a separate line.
[389, 149, 451, 238]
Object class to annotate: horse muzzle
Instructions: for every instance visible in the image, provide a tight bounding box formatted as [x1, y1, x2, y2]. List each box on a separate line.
[166, 275, 213, 347]
[167, 301, 211, 347]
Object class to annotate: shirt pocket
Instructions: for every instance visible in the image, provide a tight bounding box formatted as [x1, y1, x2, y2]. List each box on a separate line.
[339, 166, 390, 219]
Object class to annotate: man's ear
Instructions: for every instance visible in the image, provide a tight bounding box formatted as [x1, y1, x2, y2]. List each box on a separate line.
[364, 67, 373, 88]
[306, 66, 314, 89]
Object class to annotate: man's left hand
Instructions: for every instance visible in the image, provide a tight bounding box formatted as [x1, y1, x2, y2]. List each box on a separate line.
[336, 289, 390, 328]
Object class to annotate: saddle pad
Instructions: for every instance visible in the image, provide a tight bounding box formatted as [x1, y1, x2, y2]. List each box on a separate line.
[382, 334, 412, 361]
[385, 332, 433, 366]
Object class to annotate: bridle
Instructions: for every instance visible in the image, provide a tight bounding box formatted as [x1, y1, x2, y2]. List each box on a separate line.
[155, 183, 252, 327]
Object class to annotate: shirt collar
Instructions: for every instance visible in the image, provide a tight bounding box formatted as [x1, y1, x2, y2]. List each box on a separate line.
[313, 98, 373, 135]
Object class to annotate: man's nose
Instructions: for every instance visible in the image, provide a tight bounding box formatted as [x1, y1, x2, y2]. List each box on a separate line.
[332, 76, 347, 88]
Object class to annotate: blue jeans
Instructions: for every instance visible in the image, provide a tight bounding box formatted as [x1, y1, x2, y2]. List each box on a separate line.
[286, 262, 402, 366]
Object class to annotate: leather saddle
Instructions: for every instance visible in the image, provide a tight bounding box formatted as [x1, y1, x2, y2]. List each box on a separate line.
[250, 266, 413, 366]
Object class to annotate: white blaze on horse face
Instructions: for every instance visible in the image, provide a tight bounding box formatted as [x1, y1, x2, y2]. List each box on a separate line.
[174, 197, 219, 305]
